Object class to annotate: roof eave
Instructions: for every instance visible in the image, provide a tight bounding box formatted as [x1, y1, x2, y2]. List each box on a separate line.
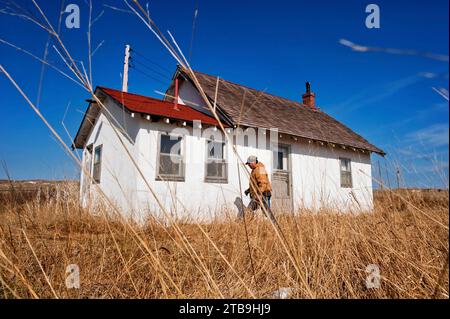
[100, 85, 227, 128]
[72, 87, 110, 150]
[72, 87, 103, 150]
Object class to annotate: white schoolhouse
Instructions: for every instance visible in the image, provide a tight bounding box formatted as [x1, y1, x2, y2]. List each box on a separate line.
[73, 67, 384, 221]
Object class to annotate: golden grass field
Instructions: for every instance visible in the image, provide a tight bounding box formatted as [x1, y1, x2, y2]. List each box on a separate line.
[0, 181, 448, 299]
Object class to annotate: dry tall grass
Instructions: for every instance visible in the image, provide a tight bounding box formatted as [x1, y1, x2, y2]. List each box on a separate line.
[0, 182, 447, 299]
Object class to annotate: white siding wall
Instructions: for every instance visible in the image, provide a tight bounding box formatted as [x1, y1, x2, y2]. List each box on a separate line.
[133, 124, 373, 221]
[290, 140, 373, 212]
[175, 80, 373, 214]
[136, 120, 244, 221]
[80, 97, 140, 218]
[79, 86, 374, 222]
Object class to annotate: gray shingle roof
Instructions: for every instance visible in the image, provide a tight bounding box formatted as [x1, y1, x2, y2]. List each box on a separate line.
[179, 68, 384, 155]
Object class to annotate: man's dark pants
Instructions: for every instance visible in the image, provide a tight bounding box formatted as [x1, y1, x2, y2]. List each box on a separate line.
[247, 193, 276, 222]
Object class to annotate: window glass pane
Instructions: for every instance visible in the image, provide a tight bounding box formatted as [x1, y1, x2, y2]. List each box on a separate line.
[277, 151, 283, 170]
[244, 135, 249, 147]
[205, 140, 227, 181]
[92, 146, 102, 183]
[274, 146, 288, 170]
[340, 158, 352, 187]
[208, 141, 213, 158]
[157, 135, 184, 180]
[93, 164, 101, 183]
[160, 135, 181, 155]
[208, 141, 224, 159]
[159, 154, 182, 176]
[94, 146, 101, 164]
[340, 158, 351, 172]
[342, 172, 352, 187]
[206, 161, 226, 179]
[282, 153, 288, 170]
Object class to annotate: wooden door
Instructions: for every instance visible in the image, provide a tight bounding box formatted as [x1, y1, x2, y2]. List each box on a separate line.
[271, 145, 293, 212]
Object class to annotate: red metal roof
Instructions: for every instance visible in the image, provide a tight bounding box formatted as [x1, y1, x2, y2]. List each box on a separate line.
[98, 86, 223, 126]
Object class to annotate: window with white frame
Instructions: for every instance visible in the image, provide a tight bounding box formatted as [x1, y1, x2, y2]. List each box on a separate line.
[205, 139, 227, 183]
[273, 145, 289, 171]
[92, 145, 102, 184]
[157, 134, 184, 181]
[340, 158, 352, 188]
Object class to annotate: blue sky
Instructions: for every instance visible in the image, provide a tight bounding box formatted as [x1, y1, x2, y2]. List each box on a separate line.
[0, 0, 448, 188]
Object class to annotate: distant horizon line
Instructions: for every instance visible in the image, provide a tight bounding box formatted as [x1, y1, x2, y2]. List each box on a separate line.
[0, 179, 447, 191]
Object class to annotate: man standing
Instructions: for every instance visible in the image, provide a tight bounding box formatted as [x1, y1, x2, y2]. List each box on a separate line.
[244, 155, 275, 221]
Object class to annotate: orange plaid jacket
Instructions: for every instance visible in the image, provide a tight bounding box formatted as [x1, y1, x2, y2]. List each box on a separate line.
[249, 162, 272, 198]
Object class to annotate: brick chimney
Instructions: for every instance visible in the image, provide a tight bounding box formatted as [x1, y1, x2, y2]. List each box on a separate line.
[302, 82, 316, 108]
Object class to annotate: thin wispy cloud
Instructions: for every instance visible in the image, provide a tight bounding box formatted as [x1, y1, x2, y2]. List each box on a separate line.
[382, 142, 449, 188]
[374, 102, 448, 136]
[339, 38, 449, 62]
[396, 147, 448, 161]
[325, 74, 425, 114]
[405, 123, 449, 148]
[431, 160, 449, 171]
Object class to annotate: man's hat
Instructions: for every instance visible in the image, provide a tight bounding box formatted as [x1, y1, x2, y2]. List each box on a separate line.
[246, 155, 257, 165]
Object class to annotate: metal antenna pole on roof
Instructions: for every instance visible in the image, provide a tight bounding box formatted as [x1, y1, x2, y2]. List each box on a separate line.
[122, 44, 131, 92]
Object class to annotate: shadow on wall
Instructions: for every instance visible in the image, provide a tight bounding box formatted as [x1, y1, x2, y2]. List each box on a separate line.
[108, 97, 141, 144]
[92, 121, 103, 144]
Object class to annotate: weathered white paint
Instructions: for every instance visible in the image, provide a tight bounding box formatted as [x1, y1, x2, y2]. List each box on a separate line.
[79, 85, 374, 222]
[80, 96, 140, 218]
